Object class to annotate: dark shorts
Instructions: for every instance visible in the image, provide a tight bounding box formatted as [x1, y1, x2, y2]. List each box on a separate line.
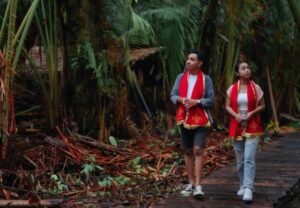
[179, 125, 207, 150]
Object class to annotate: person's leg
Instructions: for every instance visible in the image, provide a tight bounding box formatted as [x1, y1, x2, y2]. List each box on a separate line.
[233, 140, 245, 188]
[192, 127, 207, 197]
[179, 126, 195, 196]
[184, 148, 195, 185]
[243, 137, 259, 190]
[242, 137, 259, 202]
[193, 127, 207, 185]
[194, 145, 204, 186]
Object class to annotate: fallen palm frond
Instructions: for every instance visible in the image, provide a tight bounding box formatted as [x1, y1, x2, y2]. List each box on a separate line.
[0, 127, 234, 207]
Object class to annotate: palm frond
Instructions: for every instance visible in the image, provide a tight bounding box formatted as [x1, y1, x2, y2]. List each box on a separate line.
[141, 6, 199, 82]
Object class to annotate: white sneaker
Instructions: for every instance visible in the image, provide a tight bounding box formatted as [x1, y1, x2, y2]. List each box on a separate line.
[181, 184, 193, 196]
[237, 186, 245, 196]
[193, 185, 205, 198]
[243, 188, 253, 201]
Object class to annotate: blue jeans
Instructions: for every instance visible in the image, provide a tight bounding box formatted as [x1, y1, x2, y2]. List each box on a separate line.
[233, 137, 259, 190]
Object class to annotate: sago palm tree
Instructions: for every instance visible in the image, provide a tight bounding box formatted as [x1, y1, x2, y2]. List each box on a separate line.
[0, 0, 39, 159]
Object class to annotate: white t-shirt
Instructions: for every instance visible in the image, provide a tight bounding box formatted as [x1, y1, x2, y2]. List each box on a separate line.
[187, 75, 198, 99]
[237, 92, 248, 111]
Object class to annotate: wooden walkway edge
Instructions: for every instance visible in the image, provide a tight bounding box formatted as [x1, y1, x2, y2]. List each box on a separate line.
[151, 132, 300, 208]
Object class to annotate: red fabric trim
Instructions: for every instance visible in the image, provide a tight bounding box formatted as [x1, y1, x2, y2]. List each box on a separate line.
[228, 80, 263, 138]
[175, 70, 209, 128]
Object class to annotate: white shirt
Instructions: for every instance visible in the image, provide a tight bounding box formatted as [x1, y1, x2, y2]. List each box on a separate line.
[187, 75, 197, 99]
[237, 92, 248, 112]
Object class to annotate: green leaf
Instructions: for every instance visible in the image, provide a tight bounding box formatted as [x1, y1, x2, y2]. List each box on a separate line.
[81, 164, 94, 175]
[170, 128, 177, 136]
[109, 136, 118, 147]
[51, 174, 58, 181]
[98, 178, 112, 187]
[133, 156, 141, 165]
[115, 176, 131, 185]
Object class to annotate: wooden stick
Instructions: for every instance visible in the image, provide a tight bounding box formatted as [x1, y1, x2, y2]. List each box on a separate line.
[0, 199, 63, 207]
[266, 66, 279, 130]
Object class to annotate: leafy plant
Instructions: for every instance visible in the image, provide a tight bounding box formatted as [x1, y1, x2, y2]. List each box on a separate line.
[0, 0, 40, 158]
[70, 42, 116, 141]
[32, 0, 62, 129]
[81, 154, 103, 182]
[266, 121, 280, 132]
[128, 156, 143, 173]
[49, 174, 68, 194]
[98, 175, 130, 187]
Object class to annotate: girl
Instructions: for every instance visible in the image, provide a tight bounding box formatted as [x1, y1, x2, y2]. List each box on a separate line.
[225, 61, 265, 202]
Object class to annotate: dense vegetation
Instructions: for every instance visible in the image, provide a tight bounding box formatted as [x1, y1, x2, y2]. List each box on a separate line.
[0, 0, 300, 206]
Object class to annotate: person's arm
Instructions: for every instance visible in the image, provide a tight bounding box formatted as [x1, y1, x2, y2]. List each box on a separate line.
[246, 97, 265, 119]
[225, 93, 244, 123]
[170, 74, 184, 105]
[181, 75, 215, 109]
[199, 75, 214, 108]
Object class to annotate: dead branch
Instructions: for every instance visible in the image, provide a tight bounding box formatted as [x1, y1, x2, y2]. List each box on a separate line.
[0, 199, 63, 207]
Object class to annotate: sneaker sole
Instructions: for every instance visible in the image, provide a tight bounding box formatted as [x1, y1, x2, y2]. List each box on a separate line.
[243, 200, 252, 204]
[181, 192, 193, 197]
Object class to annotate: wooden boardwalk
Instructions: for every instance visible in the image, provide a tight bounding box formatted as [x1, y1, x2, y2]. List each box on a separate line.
[151, 132, 300, 208]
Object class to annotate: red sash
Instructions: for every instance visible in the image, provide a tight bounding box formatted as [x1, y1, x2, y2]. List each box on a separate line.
[176, 70, 210, 129]
[228, 80, 263, 140]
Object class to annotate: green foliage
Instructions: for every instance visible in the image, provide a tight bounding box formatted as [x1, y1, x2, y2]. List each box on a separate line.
[139, 1, 205, 83]
[266, 121, 280, 132]
[221, 138, 233, 150]
[69, 42, 117, 135]
[170, 127, 179, 137]
[81, 155, 104, 180]
[128, 156, 143, 173]
[109, 136, 118, 147]
[98, 175, 131, 187]
[49, 174, 68, 194]
[105, 0, 207, 84]
[71, 42, 116, 95]
[105, 0, 156, 46]
[0, 0, 40, 158]
[287, 0, 300, 30]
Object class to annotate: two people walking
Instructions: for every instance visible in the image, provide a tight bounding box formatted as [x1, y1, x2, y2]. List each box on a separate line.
[171, 50, 265, 202]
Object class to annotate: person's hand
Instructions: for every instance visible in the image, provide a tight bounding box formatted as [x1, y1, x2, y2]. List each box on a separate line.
[183, 99, 198, 109]
[245, 111, 254, 120]
[235, 114, 244, 123]
[178, 97, 185, 104]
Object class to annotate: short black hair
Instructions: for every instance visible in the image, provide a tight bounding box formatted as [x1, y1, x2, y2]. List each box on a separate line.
[189, 49, 205, 63]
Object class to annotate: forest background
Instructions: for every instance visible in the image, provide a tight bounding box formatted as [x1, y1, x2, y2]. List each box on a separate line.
[0, 0, 300, 207]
